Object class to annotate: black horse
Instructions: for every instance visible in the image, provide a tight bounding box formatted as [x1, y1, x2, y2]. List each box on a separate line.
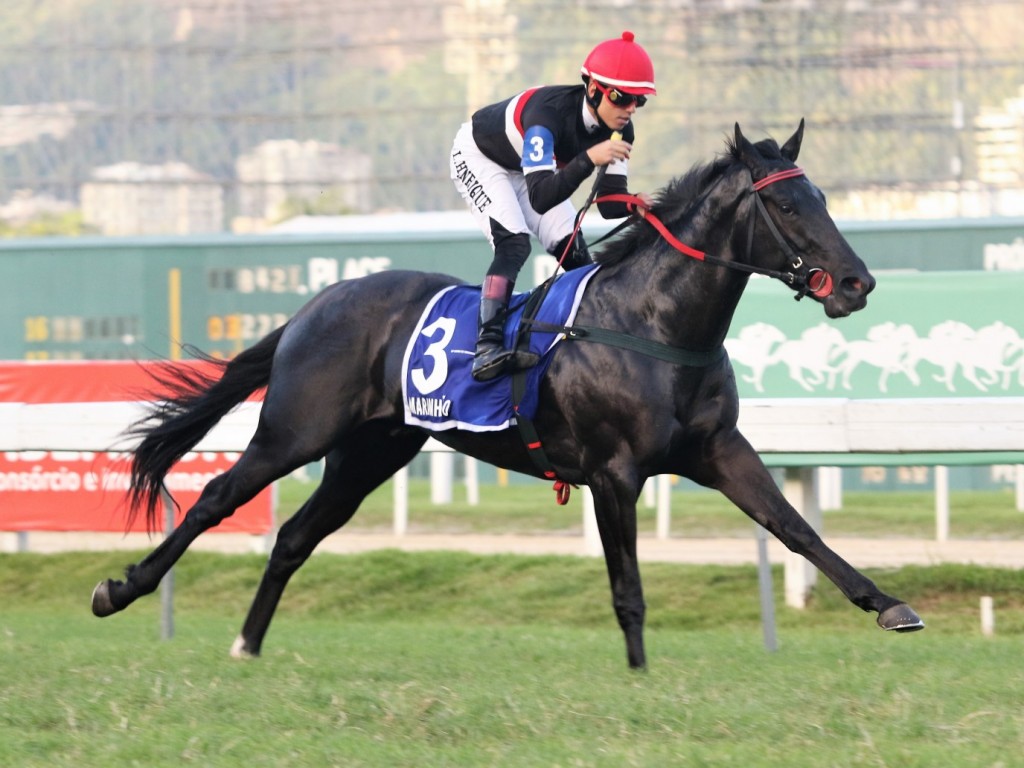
[92, 122, 923, 669]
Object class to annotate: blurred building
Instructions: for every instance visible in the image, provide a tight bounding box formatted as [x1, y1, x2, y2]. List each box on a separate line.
[0, 190, 75, 225]
[2, 1, 1023, 221]
[80, 162, 224, 236]
[975, 86, 1024, 186]
[833, 85, 1024, 219]
[233, 139, 373, 232]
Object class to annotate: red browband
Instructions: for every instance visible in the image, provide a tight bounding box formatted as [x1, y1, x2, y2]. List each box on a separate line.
[752, 168, 805, 191]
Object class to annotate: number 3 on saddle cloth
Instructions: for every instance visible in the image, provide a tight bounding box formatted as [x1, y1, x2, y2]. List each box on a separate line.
[402, 265, 599, 432]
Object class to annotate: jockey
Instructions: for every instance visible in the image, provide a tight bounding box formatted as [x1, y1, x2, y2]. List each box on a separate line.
[450, 30, 657, 382]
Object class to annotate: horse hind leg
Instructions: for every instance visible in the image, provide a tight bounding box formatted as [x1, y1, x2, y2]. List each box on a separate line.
[231, 424, 427, 658]
[91, 420, 334, 618]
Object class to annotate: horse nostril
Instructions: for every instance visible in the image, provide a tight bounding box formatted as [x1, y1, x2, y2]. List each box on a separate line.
[841, 275, 873, 297]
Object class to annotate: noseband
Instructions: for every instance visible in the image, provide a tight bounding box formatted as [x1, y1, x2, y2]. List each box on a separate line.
[596, 166, 833, 300]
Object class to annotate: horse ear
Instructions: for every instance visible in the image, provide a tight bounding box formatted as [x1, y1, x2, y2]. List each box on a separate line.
[734, 122, 757, 164]
[780, 118, 805, 162]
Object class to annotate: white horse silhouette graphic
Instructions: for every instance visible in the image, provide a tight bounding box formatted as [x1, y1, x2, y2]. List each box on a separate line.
[727, 319, 1024, 394]
[724, 322, 786, 392]
[831, 322, 919, 393]
[905, 321, 1020, 392]
[979, 321, 1024, 389]
[769, 323, 846, 392]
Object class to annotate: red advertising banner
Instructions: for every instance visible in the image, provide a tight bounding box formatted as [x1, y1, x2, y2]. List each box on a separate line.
[0, 362, 273, 534]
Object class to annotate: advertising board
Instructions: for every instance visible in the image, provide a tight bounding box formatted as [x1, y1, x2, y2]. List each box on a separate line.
[0, 361, 273, 534]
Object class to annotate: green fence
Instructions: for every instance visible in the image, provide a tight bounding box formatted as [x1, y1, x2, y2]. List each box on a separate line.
[4, 217, 1023, 491]
[3, 216, 1022, 363]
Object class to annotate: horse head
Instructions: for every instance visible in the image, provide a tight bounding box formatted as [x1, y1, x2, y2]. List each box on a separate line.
[733, 120, 876, 319]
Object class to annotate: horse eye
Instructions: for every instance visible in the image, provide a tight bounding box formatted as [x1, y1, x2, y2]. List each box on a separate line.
[779, 202, 794, 215]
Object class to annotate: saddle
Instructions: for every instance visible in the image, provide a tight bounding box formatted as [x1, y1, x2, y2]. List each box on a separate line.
[401, 266, 599, 432]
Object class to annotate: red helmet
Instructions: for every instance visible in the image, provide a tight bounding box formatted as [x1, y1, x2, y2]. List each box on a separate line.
[580, 31, 656, 95]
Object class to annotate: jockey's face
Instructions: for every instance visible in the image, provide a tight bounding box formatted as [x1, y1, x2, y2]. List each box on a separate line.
[588, 80, 640, 132]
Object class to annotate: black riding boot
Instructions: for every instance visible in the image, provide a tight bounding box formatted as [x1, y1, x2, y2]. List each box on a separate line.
[472, 278, 539, 382]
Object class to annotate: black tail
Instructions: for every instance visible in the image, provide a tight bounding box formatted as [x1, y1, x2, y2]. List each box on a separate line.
[126, 324, 287, 531]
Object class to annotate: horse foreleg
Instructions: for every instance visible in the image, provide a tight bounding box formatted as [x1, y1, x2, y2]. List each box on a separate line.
[232, 428, 426, 658]
[588, 471, 647, 670]
[708, 435, 923, 631]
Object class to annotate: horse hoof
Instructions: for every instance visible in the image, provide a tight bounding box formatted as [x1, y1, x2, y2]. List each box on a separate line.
[91, 579, 119, 617]
[230, 635, 258, 659]
[877, 603, 925, 632]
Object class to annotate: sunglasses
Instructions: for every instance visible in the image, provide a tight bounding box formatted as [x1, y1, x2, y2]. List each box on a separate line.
[594, 81, 648, 108]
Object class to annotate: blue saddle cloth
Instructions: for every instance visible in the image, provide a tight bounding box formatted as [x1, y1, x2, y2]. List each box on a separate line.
[402, 265, 599, 432]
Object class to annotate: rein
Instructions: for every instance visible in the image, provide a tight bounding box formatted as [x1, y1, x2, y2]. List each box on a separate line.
[513, 166, 827, 504]
[596, 167, 833, 300]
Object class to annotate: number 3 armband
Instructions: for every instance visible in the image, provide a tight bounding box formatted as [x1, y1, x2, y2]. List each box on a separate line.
[521, 125, 556, 172]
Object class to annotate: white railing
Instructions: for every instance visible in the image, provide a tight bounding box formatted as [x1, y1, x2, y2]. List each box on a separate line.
[4, 397, 1024, 609]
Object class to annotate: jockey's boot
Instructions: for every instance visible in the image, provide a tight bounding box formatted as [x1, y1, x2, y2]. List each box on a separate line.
[472, 276, 539, 382]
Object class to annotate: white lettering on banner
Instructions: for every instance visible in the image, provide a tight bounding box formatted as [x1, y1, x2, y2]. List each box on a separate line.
[897, 466, 929, 484]
[51, 451, 96, 462]
[99, 468, 130, 492]
[983, 238, 1024, 270]
[860, 467, 887, 484]
[342, 257, 391, 280]
[307, 256, 392, 292]
[0, 466, 82, 492]
[4, 451, 47, 462]
[307, 257, 339, 292]
[0, 451, 234, 495]
[0, 466, 226, 494]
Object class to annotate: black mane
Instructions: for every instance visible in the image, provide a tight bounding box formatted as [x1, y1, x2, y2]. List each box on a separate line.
[594, 134, 785, 266]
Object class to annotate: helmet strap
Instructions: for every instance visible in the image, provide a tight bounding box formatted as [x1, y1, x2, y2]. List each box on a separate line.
[584, 79, 616, 132]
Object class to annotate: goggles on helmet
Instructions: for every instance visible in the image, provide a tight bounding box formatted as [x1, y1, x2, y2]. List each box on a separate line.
[593, 80, 648, 109]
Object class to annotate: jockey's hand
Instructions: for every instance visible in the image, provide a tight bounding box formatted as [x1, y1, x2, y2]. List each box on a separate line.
[587, 138, 632, 167]
[630, 192, 654, 218]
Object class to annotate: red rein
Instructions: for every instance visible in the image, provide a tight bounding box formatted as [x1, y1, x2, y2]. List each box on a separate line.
[597, 166, 835, 299]
[542, 167, 828, 504]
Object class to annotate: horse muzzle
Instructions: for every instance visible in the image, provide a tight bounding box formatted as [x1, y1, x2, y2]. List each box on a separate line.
[821, 269, 875, 318]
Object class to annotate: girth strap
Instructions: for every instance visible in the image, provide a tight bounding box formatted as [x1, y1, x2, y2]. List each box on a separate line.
[510, 319, 725, 504]
[520, 319, 726, 367]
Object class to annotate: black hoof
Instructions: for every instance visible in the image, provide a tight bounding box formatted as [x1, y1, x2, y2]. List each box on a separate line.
[91, 579, 121, 617]
[877, 603, 925, 633]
